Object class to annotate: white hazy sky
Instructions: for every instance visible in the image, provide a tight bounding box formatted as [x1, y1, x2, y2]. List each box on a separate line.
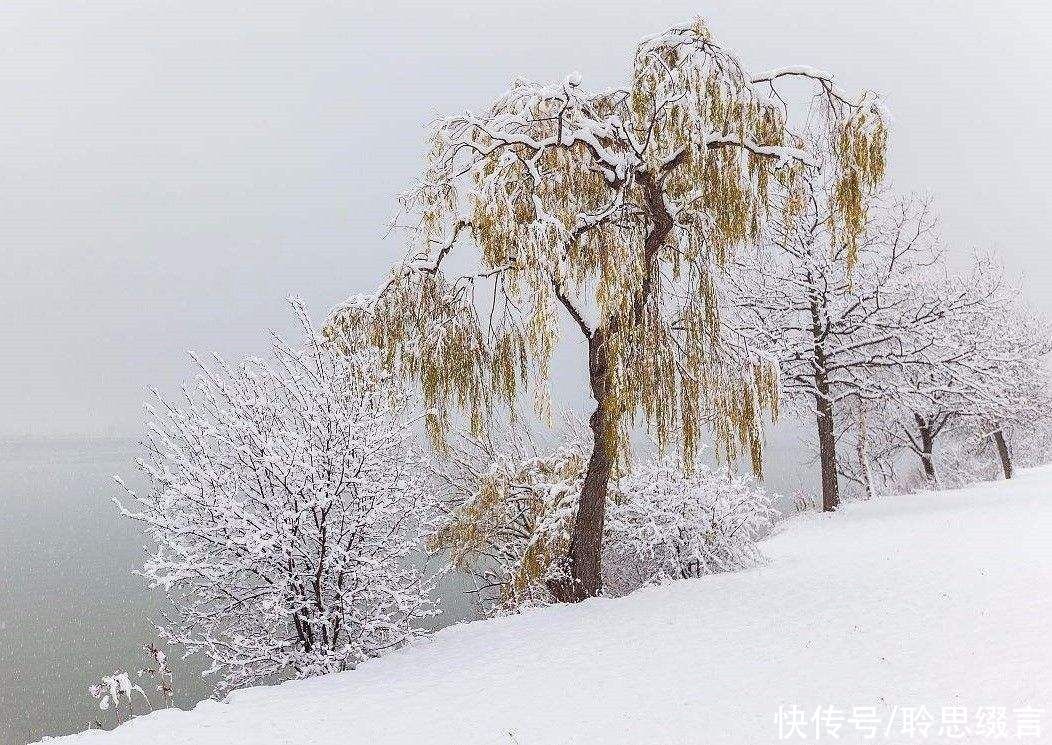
[3, 0, 1052, 440]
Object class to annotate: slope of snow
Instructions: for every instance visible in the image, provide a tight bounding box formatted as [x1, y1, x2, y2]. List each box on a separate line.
[44, 468, 1052, 744]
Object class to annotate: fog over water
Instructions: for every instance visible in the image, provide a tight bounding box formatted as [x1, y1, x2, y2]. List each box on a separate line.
[0, 439, 199, 744]
[0, 438, 481, 744]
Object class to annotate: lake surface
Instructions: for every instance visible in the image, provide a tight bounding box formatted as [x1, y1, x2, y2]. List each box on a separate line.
[0, 438, 203, 743]
[0, 438, 478, 744]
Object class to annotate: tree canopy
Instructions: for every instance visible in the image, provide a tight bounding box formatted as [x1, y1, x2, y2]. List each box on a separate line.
[330, 18, 886, 470]
[328, 17, 889, 599]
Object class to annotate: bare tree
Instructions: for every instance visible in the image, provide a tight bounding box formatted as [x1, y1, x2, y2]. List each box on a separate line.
[838, 258, 1051, 488]
[329, 18, 887, 599]
[849, 258, 1005, 485]
[117, 305, 437, 694]
[952, 299, 1052, 481]
[725, 189, 980, 510]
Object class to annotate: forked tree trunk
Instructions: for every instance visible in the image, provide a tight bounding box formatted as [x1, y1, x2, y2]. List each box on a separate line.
[551, 170, 672, 602]
[915, 414, 937, 482]
[992, 428, 1013, 479]
[551, 330, 615, 603]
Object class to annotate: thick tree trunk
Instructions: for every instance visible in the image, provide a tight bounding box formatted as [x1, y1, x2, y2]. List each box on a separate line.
[549, 169, 673, 602]
[915, 414, 937, 482]
[809, 291, 838, 512]
[551, 331, 615, 603]
[815, 381, 839, 512]
[992, 428, 1013, 480]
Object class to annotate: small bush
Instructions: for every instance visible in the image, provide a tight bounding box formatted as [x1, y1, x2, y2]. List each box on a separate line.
[603, 456, 777, 597]
[432, 431, 777, 612]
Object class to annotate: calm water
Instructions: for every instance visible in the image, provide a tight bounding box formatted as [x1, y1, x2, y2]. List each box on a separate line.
[0, 438, 204, 743]
[0, 438, 477, 745]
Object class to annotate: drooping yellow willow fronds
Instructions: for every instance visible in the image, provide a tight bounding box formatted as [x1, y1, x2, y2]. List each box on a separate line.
[328, 18, 886, 483]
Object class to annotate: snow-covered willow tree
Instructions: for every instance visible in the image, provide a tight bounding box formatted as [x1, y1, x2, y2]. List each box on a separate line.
[117, 306, 436, 694]
[328, 18, 887, 601]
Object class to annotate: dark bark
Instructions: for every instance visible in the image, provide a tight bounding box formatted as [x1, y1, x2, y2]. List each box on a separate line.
[551, 170, 673, 602]
[551, 331, 616, 602]
[914, 413, 937, 482]
[992, 428, 1013, 479]
[815, 379, 839, 512]
[809, 292, 839, 512]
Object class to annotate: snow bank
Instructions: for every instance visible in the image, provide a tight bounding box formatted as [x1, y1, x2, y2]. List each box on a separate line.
[43, 468, 1052, 744]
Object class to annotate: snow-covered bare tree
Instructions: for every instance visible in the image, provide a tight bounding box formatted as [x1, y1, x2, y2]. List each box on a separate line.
[843, 260, 1051, 487]
[726, 190, 983, 510]
[328, 18, 888, 600]
[962, 307, 1052, 480]
[117, 305, 437, 694]
[1000, 412, 1052, 474]
[832, 257, 1004, 488]
[946, 303, 1051, 482]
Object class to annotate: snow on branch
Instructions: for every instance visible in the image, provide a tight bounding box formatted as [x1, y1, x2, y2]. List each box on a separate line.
[430, 426, 776, 612]
[118, 302, 439, 694]
[329, 16, 887, 478]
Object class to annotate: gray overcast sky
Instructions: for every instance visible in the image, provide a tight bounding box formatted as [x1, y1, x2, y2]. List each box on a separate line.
[3, 0, 1052, 440]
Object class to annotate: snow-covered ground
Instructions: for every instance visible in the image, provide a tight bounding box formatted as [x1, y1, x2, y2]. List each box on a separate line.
[44, 468, 1052, 744]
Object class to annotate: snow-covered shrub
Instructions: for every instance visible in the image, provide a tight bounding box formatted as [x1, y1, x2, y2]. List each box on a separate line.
[117, 303, 437, 694]
[602, 457, 777, 597]
[432, 430, 776, 612]
[429, 431, 584, 613]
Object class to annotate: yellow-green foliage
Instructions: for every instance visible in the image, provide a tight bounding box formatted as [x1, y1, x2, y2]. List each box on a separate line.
[327, 17, 886, 478]
[429, 444, 586, 609]
[831, 98, 888, 268]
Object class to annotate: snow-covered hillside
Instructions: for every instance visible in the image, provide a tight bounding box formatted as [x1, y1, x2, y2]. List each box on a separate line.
[46, 469, 1052, 744]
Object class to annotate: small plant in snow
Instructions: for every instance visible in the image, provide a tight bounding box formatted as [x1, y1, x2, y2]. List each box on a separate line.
[138, 643, 173, 706]
[89, 672, 149, 726]
[84, 642, 174, 730]
[117, 302, 438, 694]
